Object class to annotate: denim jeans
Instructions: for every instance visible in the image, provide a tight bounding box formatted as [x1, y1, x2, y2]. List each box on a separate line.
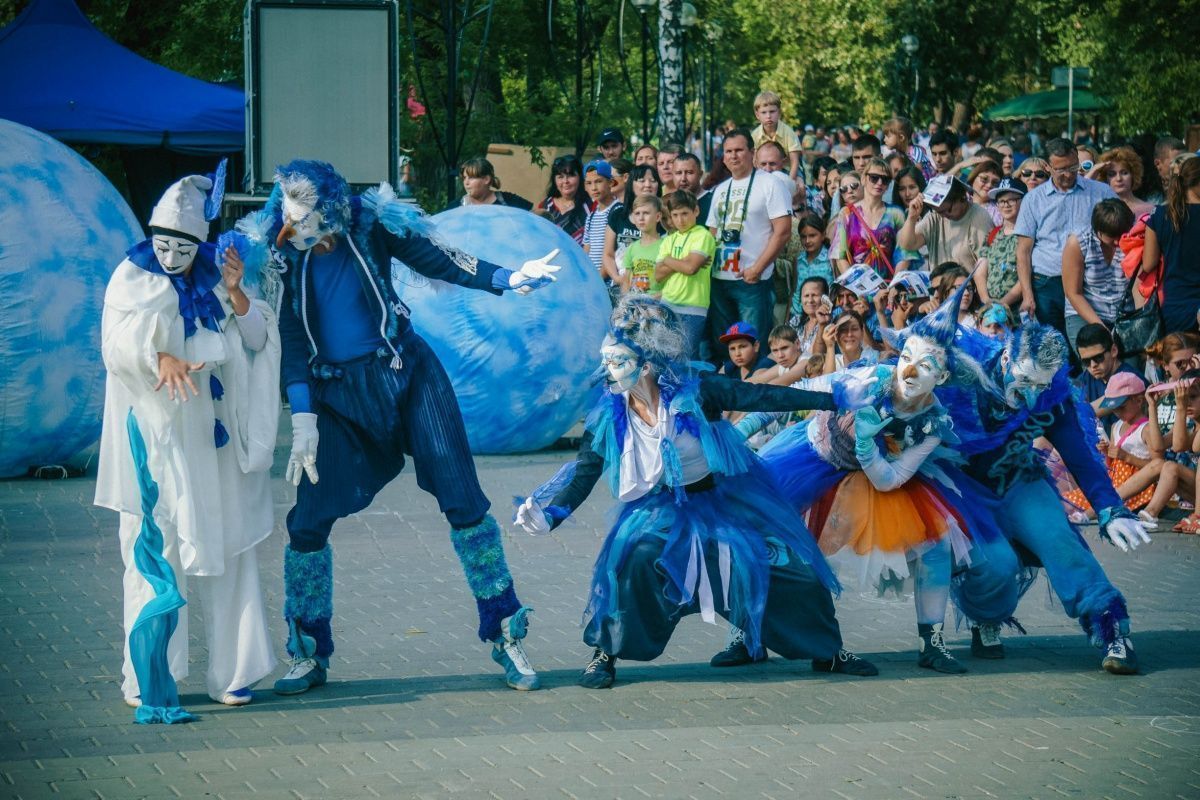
[710, 278, 774, 352]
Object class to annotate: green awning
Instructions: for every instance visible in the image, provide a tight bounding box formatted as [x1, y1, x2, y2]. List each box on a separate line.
[983, 88, 1113, 121]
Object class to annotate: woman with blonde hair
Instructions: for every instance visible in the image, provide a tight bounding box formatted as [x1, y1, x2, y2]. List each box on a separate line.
[830, 157, 914, 277]
[1014, 157, 1051, 190]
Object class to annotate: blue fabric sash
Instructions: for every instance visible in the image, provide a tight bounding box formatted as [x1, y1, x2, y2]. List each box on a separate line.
[125, 410, 196, 725]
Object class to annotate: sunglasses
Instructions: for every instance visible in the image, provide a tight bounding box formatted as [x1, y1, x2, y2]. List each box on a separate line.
[1081, 352, 1109, 366]
[840, 183, 862, 193]
[1019, 170, 1050, 180]
[865, 173, 889, 184]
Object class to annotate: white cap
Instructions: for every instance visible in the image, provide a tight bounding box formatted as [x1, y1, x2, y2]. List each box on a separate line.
[149, 174, 213, 242]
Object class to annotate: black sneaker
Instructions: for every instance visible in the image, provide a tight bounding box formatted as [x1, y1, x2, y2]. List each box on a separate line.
[710, 628, 767, 667]
[813, 649, 879, 676]
[918, 623, 968, 674]
[578, 647, 616, 689]
[1101, 636, 1139, 675]
[970, 624, 1005, 659]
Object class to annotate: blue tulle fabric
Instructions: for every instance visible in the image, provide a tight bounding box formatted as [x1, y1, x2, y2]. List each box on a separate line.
[583, 459, 840, 660]
[125, 410, 196, 725]
[579, 374, 839, 660]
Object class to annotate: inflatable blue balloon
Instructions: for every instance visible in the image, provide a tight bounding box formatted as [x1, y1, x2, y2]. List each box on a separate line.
[394, 205, 610, 453]
[0, 120, 143, 477]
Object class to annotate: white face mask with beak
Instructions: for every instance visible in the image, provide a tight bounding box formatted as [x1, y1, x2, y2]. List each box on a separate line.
[279, 195, 333, 251]
[600, 342, 647, 394]
[894, 336, 950, 404]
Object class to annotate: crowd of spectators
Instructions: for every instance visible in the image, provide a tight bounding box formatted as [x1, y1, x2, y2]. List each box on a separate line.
[440, 94, 1200, 530]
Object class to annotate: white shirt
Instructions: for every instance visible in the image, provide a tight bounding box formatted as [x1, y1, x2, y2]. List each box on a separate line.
[705, 169, 791, 281]
[618, 396, 709, 502]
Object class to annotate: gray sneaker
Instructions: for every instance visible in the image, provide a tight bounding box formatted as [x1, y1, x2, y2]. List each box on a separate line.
[1101, 636, 1139, 675]
[273, 656, 327, 695]
[492, 608, 540, 691]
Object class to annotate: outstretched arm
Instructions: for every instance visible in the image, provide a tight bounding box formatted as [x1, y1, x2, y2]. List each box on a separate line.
[699, 372, 836, 414]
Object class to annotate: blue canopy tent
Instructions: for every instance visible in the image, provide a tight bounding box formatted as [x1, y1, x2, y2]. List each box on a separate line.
[0, 0, 244, 151]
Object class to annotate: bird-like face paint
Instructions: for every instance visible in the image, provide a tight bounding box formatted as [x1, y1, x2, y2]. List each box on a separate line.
[894, 336, 949, 402]
[1002, 353, 1058, 409]
[600, 343, 644, 393]
[152, 234, 198, 275]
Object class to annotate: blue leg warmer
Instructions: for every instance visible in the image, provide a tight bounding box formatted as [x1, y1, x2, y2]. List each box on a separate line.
[450, 515, 522, 641]
[283, 545, 334, 659]
[1080, 596, 1130, 647]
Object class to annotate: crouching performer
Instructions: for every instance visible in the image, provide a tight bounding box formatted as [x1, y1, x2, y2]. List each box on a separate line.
[514, 296, 878, 688]
[96, 167, 280, 718]
[237, 160, 563, 694]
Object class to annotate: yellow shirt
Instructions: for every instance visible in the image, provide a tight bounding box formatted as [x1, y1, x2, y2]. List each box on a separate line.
[751, 121, 802, 153]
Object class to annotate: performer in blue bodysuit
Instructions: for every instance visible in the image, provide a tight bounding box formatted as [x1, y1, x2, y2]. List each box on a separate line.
[514, 296, 877, 688]
[238, 160, 563, 694]
[942, 322, 1151, 674]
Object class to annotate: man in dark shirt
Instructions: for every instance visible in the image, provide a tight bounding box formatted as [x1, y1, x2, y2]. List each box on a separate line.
[1074, 323, 1139, 434]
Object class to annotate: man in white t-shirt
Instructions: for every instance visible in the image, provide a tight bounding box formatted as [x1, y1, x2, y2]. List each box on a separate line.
[705, 128, 792, 351]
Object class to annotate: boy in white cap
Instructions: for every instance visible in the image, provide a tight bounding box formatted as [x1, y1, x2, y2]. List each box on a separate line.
[95, 165, 281, 719]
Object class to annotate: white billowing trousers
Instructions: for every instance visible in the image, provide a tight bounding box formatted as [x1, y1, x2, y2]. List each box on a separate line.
[119, 512, 275, 701]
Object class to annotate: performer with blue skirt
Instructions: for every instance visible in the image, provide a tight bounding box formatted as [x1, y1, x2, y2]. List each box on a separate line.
[737, 282, 1007, 674]
[514, 296, 877, 688]
[236, 160, 564, 694]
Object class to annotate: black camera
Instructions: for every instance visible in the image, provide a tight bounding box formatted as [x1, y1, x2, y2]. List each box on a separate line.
[720, 228, 741, 245]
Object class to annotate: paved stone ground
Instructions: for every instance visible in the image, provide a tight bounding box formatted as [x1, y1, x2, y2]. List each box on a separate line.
[1, 444, 1199, 799]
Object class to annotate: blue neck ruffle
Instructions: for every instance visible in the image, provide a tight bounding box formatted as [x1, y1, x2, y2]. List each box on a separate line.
[127, 239, 225, 338]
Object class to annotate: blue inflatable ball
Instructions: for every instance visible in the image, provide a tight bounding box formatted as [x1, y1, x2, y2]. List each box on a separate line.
[0, 120, 143, 477]
[393, 205, 610, 453]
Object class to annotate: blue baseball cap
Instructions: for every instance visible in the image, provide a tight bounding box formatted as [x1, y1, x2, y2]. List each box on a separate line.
[719, 321, 759, 344]
[584, 159, 613, 179]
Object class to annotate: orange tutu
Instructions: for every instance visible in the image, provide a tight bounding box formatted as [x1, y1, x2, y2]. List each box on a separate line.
[810, 471, 959, 557]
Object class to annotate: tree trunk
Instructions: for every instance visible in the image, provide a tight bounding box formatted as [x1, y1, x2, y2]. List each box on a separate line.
[657, 0, 684, 145]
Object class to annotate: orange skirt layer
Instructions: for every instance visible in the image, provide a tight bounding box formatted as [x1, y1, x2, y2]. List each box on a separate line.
[808, 471, 960, 558]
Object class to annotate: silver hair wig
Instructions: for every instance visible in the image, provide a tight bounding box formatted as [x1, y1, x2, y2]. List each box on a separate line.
[607, 294, 689, 371]
[1004, 321, 1068, 374]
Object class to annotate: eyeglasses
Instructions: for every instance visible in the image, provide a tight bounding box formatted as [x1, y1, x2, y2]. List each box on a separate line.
[865, 173, 889, 184]
[1051, 162, 1080, 176]
[1080, 352, 1109, 366]
[996, 197, 1020, 206]
[1170, 357, 1195, 371]
[840, 183, 861, 193]
[1019, 170, 1050, 180]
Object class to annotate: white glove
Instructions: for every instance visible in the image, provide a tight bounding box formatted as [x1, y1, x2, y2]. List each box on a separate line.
[515, 497, 551, 535]
[286, 412, 320, 487]
[1104, 516, 1151, 553]
[509, 248, 563, 295]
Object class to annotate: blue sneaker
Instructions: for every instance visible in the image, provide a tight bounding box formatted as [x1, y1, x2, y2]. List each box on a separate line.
[491, 608, 540, 691]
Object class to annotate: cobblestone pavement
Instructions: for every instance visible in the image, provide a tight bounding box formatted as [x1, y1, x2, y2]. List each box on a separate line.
[1, 446, 1198, 799]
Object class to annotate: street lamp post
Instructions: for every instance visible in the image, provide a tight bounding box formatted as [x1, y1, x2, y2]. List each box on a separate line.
[901, 33, 919, 116]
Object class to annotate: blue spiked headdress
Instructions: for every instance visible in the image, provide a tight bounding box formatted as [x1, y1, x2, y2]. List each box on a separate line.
[273, 159, 353, 235]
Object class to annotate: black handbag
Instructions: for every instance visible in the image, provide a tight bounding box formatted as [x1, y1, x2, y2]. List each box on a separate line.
[1113, 271, 1163, 356]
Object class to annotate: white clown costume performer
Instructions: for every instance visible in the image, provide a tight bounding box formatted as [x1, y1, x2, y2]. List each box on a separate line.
[95, 166, 281, 719]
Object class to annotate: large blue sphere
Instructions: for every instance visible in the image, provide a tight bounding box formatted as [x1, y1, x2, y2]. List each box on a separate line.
[0, 120, 143, 477]
[393, 205, 609, 453]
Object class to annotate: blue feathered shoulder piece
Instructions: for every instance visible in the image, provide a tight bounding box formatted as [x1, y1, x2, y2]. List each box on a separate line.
[360, 182, 438, 240]
[832, 363, 892, 412]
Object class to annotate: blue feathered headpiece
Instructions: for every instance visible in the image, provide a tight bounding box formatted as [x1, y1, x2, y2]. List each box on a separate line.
[273, 159, 352, 235]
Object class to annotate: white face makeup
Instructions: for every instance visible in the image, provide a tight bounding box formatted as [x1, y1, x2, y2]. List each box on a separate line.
[1003, 354, 1058, 409]
[152, 234, 198, 275]
[895, 336, 949, 402]
[281, 196, 331, 251]
[600, 342, 643, 393]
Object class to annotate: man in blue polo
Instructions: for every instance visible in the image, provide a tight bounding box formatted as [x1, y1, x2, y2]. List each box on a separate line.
[1015, 137, 1117, 339]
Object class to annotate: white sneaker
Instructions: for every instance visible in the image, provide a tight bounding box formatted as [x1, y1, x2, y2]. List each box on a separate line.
[123, 696, 141, 709]
[1136, 510, 1159, 529]
[209, 687, 253, 706]
[1068, 510, 1091, 525]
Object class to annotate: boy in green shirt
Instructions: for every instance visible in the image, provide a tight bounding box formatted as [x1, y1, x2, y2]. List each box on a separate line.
[655, 190, 717, 358]
[621, 195, 664, 294]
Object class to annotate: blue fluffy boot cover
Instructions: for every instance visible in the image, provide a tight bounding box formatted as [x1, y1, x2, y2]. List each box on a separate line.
[450, 515, 522, 641]
[283, 545, 334, 659]
[1080, 596, 1130, 647]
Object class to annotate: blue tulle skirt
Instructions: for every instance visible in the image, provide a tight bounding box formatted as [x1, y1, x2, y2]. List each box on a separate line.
[583, 458, 840, 660]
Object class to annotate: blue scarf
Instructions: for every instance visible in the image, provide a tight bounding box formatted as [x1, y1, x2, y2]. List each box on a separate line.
[127, 240, 225, 338]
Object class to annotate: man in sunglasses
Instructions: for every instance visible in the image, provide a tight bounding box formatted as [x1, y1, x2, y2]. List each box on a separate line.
[1013, 138, 1117, 337]
[1075, 323, 1140, 434]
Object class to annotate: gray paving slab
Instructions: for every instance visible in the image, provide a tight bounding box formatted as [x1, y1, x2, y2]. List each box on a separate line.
[1, 446, 1198, 799]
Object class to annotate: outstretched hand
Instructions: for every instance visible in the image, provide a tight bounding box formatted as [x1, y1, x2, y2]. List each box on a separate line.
[155, 352, 204, 401]
[510, 249, 563, 295]
[1104, 516, 1151, 553]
